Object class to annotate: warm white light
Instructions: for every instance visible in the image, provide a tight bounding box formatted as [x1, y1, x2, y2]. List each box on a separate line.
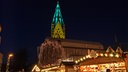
[110, 63, 114, 66]
[9, 53, 13, 57]
[32, 65, 40, 72]
[105, 53, 108, 57]
[109, 53, 113, 57]
[96, 53, 99, 56]
[83, 57, 86, 60]
[41, 66, 59, 71]
[75, 61, 78, 64]
[80, 58, 83, 61]
[88, 55, 91, 58]
[90, 65, 97, 67]
[114, 63, 119, 67]
[78, 60, 80, 62]
[100, 53, 104, 56]
[115, 54, 119, 58]
[35, 66, 40, 71]
[86, 55, 89, 58]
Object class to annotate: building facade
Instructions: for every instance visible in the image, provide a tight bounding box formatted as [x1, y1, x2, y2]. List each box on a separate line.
[32, 1, 105, 72]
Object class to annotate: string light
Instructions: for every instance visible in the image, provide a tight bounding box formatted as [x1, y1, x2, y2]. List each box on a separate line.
[75, 61, 78, 64]
[115, 54, 119, 58]
[83, 57, 86, 60]
[96, 53, 99, 56]
[80, 58, 83, 61]
[109, 53, 113, 57]
[100, 53, 104, 56]
[75, 52, 122, 64]
[105, 53, 108, 57]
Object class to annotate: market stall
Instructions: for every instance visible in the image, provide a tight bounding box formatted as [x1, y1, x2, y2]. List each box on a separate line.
[75, 47, 127, 72]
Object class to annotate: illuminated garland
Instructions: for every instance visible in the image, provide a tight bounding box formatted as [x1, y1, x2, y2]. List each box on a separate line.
[75, 52, 122, 64]
[32, 64, 60, 72]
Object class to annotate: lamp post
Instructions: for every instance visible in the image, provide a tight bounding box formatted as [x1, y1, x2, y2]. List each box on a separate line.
[6, 53, 13, 72]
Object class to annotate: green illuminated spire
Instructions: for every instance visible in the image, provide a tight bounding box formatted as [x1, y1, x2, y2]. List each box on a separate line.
[52, 1, 64, 26]
[51, 1, 65, 39]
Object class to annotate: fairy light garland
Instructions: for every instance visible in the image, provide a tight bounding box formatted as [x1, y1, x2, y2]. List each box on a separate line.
[75, 52, 122, 64]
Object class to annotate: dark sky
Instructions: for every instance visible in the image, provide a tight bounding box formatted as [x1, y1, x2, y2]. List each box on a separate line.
[1, 0, 128, 65]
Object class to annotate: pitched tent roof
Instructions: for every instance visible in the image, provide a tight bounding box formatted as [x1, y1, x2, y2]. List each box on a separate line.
[116, 46, 123, 53]
[106, 46, 115, 53]
[32, 65, 40, 72]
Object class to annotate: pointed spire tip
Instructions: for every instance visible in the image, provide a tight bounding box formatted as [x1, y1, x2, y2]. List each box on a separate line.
[57, 1, 59, 4]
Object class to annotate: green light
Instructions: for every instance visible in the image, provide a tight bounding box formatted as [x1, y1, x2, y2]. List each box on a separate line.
[52, 1, 64, 26]
[57, 4, 59, 8]
[51, 1, 65, 39]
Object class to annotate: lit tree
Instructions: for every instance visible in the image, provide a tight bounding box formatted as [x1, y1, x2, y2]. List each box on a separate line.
[38, 38, 65, 66]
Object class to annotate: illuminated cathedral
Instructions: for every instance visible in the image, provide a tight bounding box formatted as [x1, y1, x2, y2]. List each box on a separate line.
[38, 2, 66, 66]
[33, 2, 104, 72]
[31, 1, 128, 72]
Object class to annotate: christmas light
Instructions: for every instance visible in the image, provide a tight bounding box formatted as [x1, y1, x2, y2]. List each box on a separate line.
[75, 61, 78, 64]
[100, 53, 104, 56]
[80, 58, 83, 61]
[105, 53, 108, 57]
[109, 53, 113, 57]
[83, 57, 86, 60]
[115, 54, 119, 58]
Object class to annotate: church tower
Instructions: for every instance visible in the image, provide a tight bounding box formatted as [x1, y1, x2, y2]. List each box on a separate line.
[51, 1, 65, 39]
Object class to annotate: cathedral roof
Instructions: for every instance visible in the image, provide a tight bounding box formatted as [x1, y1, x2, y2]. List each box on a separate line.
[46, 37, 104, 50]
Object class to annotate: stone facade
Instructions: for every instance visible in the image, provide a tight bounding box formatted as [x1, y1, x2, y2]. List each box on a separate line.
[60, 39, 104, 60]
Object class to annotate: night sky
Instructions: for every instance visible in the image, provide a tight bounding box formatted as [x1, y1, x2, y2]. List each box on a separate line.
[1, 0, 128, 66]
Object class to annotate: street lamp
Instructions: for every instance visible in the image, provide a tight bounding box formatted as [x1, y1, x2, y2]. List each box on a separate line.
[9, 54, 13, 58]
[6, 53, 14, 72]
